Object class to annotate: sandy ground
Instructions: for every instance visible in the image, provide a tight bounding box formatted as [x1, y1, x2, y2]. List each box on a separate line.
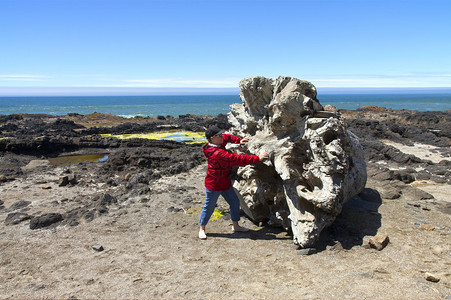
[1, 154, 450, 299]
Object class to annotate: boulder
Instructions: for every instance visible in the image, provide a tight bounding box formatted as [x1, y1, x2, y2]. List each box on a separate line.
[228, 76, 367, 248]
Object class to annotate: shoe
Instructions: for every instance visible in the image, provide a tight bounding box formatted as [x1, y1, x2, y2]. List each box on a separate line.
[232, 226, 249, 232]
[198, 230, 207, 240]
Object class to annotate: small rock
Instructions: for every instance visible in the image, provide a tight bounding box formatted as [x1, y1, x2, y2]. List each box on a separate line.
[34, 284, 46, 290]
[167, 206, 179, 212]
[369, 234, 389, 251]
[423, 224, 435, 231]
[425, 272, 440, 282]
[62, 168, 71, 174]
[140, 198, 150, 203]
[5, 212, 32, 225]
[415, 172, 431, 180]
[407, 202, 421, 208]
[0, 174, 7, 182]
[92, 245, 104, 252]
[372, 171, 396, 181]
[29, 213, 63, 229]
[290, 244, 302, 250]
[96, 193, 117, 207]
[8, 200, 31, 211]
[379, 187, 401, 200]
[362, 243, 372, 249]
[58, 176, 70, 186]
[415, 189, 434, 200]
[297, 248, 317, 255]
[323, 105, 339, 112]
[41, 185, 52, 190]
[397, 170, 415, 183]
[106, 178, 117, 186]
[431, 175, 447, 184]
[68, 174, 77, 185]
[124, 173, 131, 181]
[328, 241, 344, 252]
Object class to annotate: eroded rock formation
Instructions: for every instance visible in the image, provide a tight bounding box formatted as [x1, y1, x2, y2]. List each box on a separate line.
[228, 76, 367, 247]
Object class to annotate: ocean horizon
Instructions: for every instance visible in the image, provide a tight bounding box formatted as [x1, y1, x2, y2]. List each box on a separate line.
[0, 88, 450, 117]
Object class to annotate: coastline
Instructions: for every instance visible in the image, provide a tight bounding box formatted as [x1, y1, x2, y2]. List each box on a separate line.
[0, 107, 450, 298]
[1, 91, 451, 117]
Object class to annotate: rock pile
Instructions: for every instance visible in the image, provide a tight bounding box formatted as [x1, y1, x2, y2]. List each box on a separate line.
[228, 76, 367, 247]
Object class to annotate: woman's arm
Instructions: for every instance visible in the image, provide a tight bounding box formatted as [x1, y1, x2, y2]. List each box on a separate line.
[222, 133, 242, 145]
[215, 148, 268, 167]
[215, 149, 260, 167]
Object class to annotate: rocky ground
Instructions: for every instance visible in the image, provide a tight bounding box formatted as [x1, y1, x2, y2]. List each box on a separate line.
[0, 108, 450, 299]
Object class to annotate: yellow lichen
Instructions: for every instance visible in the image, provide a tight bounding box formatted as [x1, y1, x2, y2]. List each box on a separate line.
[210, 209, 225, 221]
[101, 130, 206, 144]
[185, 206, 225, 221]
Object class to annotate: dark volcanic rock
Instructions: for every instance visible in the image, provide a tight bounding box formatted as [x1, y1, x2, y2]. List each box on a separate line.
[0, 115, 83, 137]
[94, 193, 117, 207]
[126, 171, 153, 189]
[103, 143, 204, 177]
[344, 110, 451, 147]
[58, 174, 77, 186]
[0, 155, 29, 176]
[8, 200, 32, 211]
[29, 213, 64, 229]
[5, 212, 32, 225]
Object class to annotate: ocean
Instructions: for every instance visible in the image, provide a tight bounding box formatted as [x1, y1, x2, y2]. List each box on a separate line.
[0, 90, 450, 117]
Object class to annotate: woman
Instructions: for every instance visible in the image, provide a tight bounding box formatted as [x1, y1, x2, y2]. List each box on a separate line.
[199, 125, 269, 239]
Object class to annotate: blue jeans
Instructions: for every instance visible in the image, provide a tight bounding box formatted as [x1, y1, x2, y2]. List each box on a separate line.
[199, 187, 241, 226]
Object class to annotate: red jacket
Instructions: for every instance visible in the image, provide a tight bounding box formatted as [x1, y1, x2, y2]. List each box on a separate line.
[202, 134, 260, 191]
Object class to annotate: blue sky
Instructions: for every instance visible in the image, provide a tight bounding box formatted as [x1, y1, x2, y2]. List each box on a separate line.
[1, 0, 450, 95]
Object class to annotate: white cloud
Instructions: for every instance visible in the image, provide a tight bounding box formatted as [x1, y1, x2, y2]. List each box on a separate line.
[0, 74, 51, 81]
[309, 73, 451, 87]
[1, 73, 450, 88]
[122, 77, 241, 88]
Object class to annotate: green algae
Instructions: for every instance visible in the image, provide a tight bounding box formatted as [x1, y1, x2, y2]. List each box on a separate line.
[101, 130, 207, 144]
[48, 153, 109, 166]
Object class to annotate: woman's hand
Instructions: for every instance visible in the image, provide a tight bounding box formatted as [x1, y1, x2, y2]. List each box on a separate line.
[259, 152, 269, 161]
[240, 137, 249, 145]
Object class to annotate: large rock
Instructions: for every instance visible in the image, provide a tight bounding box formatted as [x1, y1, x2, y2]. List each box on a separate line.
[228, 76, 367, 248]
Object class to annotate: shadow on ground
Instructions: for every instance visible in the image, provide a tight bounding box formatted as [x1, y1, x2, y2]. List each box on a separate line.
[207, 225, 291, 241]
[315, 188, 382, 251]
[208, 188, 382, 252]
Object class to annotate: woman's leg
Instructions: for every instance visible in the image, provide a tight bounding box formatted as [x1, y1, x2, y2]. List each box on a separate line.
[221, 187, 248, 232]
[199, 188, 220, 227]
[221, 187, 241, 222]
